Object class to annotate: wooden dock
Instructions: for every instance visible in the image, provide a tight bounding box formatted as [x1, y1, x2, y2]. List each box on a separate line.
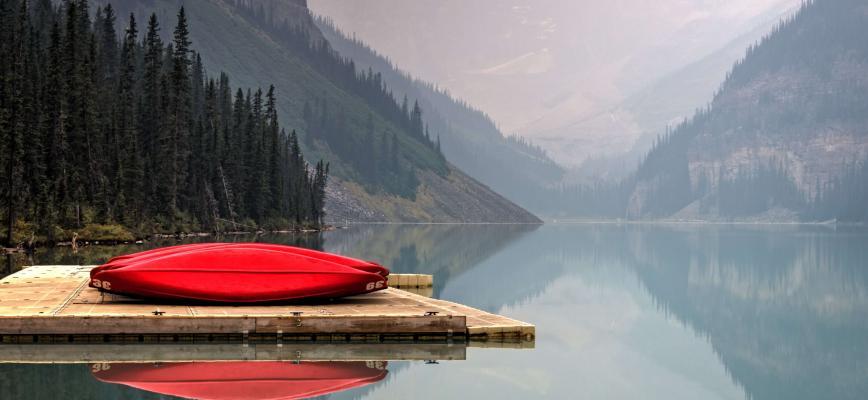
[0, 266, 534, 347]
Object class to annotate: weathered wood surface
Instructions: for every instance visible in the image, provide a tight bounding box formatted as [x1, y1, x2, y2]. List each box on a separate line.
[0, 266, 534, 343]
[0, 342, 465, 363]
[387, 273, 433, 288]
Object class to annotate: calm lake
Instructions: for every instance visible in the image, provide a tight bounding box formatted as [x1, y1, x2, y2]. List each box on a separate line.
[1, 223, 866, 399]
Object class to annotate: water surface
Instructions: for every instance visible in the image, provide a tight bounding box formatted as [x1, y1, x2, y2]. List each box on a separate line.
[1, 223, 866, 399]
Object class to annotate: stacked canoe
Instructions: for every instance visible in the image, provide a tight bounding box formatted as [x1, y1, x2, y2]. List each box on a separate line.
[89, 243, 390, 303]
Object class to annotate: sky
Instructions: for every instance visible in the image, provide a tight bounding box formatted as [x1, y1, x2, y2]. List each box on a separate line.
[309, 0, 799, 166]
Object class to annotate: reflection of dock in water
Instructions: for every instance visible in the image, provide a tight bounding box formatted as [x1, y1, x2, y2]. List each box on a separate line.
[0, 342, 466, 363]
[0, 265, 534, 363]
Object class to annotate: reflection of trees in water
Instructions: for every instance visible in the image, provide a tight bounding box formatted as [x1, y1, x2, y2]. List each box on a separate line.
[394, 244, 421, 272]
[0, 364, 165, 400]
[620, 225, 868, 400]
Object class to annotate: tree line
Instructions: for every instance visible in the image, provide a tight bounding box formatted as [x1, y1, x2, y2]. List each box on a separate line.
[0, 0, 328, 246]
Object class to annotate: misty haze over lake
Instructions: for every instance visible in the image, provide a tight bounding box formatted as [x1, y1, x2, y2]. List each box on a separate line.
[310, 0, 801, 167]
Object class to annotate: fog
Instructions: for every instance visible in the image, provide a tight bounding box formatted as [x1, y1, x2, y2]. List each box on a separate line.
[309, 0, 799, 166]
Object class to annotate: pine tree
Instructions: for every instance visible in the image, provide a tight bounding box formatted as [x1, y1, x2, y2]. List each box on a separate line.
[168, 6, 192, 216]
[265, 85, 282, 215]
[117, 13, 142, 225]
[1, 3, 328, 244]
[2, 0, 28, 245]
[141, 13, 164, 217]
[410, 100, 423, 137]
[95, 4, 117, 85]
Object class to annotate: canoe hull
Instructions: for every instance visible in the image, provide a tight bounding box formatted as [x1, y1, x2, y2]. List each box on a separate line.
[90, 248, 388, 302]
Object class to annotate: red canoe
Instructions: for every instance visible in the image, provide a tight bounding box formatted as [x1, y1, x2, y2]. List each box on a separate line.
[92, 361, 388, 400]
[98, 243, 388, 277]
[89, 247, 388, 302]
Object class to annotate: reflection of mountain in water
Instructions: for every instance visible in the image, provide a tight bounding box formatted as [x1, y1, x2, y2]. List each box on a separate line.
[0, 363, 162, 399]
[438, 224, 581, 313]
[4, 224, 863, 399]
[323, 224, 538, 298]
[621, 225, 868, 400]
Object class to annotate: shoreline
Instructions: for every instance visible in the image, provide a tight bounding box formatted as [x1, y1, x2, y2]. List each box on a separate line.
[333, 219, 865, 227]
[5, 219, 865, 254]
[1, 225, 334, 254]
[542, 219, 865, 227]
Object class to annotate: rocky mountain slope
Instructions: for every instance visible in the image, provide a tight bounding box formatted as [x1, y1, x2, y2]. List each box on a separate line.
[314, 17, 564, 214]
[619, 0, 868, 222]
[101, 0, 539, 223]
[565, 3, 800, 183]
[325, 168, 540, 223]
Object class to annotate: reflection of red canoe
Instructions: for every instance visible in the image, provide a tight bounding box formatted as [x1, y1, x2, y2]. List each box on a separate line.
[92, 361, 388, 400]
[89, 248, 388, 302]
[99, 243, 389, 277]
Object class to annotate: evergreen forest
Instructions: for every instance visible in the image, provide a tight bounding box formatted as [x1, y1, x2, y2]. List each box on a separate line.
[0, 0, 329, 246]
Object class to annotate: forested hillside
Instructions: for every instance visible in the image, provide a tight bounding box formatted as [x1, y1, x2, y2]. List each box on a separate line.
[315, 17, 564, 212]
[99, 0, 539, 223]
[0, 0, 328, 246]
[556, 0, 868, 222]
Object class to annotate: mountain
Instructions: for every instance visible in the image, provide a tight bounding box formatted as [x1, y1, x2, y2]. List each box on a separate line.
[308, 0, 801, 168]
[100, 0, 539, 223]
[598, 0, 868, 222]
[530, 1, 801, 169]
[313, 16, 564, 213]
[554, 3, 800, 183]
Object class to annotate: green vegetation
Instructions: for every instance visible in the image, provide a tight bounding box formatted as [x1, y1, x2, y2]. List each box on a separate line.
[77, 224, 135, 242]
[0, 0, 328, 247]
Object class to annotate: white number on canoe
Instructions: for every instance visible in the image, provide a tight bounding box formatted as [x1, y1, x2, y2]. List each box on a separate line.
[365, 281, 385, 291]
[365, 361, 386, 370]
[92, 279, 112, 290]
[91, 363, 111, 372]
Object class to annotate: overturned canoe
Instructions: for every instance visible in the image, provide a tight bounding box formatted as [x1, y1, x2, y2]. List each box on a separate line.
[90, 247, 388, 302]
[98, 243, 389, 277]
[92, 361, 388, 400]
